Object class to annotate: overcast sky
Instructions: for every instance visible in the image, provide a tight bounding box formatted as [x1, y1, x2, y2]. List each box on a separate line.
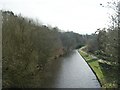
[0, 0, 114, 34]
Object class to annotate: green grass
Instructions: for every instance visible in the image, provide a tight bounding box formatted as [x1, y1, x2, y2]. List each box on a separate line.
[78, 49, 118, 88]
[79, 50, 106, 87]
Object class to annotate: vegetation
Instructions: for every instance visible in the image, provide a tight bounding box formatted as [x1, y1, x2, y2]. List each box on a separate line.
[79, 49, 117, 88]
[79, 1, 119, 88]
[1, 0, 119, 88]
[2, 10, 87, 88]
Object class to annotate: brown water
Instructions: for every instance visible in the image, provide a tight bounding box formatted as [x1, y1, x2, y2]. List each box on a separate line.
[41, 50, 101, 88]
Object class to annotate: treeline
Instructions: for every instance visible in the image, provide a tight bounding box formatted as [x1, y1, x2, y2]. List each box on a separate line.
[84, 27, 119, 87]
[2, 11, 87, 88]
[85, 28, 118, 65]
[83, 1, 119, 87]
[84, 1, 119, 68]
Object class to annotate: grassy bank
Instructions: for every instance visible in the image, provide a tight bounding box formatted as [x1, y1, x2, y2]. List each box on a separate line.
[78, 49, 117, 88]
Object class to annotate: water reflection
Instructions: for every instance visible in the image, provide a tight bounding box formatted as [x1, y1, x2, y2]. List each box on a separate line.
[41, 50, 100, 88]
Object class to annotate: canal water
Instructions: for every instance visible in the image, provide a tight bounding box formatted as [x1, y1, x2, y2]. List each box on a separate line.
[41, 50, 101, 88]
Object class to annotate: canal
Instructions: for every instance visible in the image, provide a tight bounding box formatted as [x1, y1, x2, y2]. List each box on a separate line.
[41, 50, 101, 88]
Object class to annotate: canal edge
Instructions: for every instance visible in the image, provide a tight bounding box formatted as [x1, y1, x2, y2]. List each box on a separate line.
[77, 50, 102, 88]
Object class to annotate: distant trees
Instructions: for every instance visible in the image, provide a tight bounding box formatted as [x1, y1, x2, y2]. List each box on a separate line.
[84, 33, 98, 53]
[59, 31, 86, 51]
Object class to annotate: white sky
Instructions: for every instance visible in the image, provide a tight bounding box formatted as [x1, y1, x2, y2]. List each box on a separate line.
[0, 0, 114, 34]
